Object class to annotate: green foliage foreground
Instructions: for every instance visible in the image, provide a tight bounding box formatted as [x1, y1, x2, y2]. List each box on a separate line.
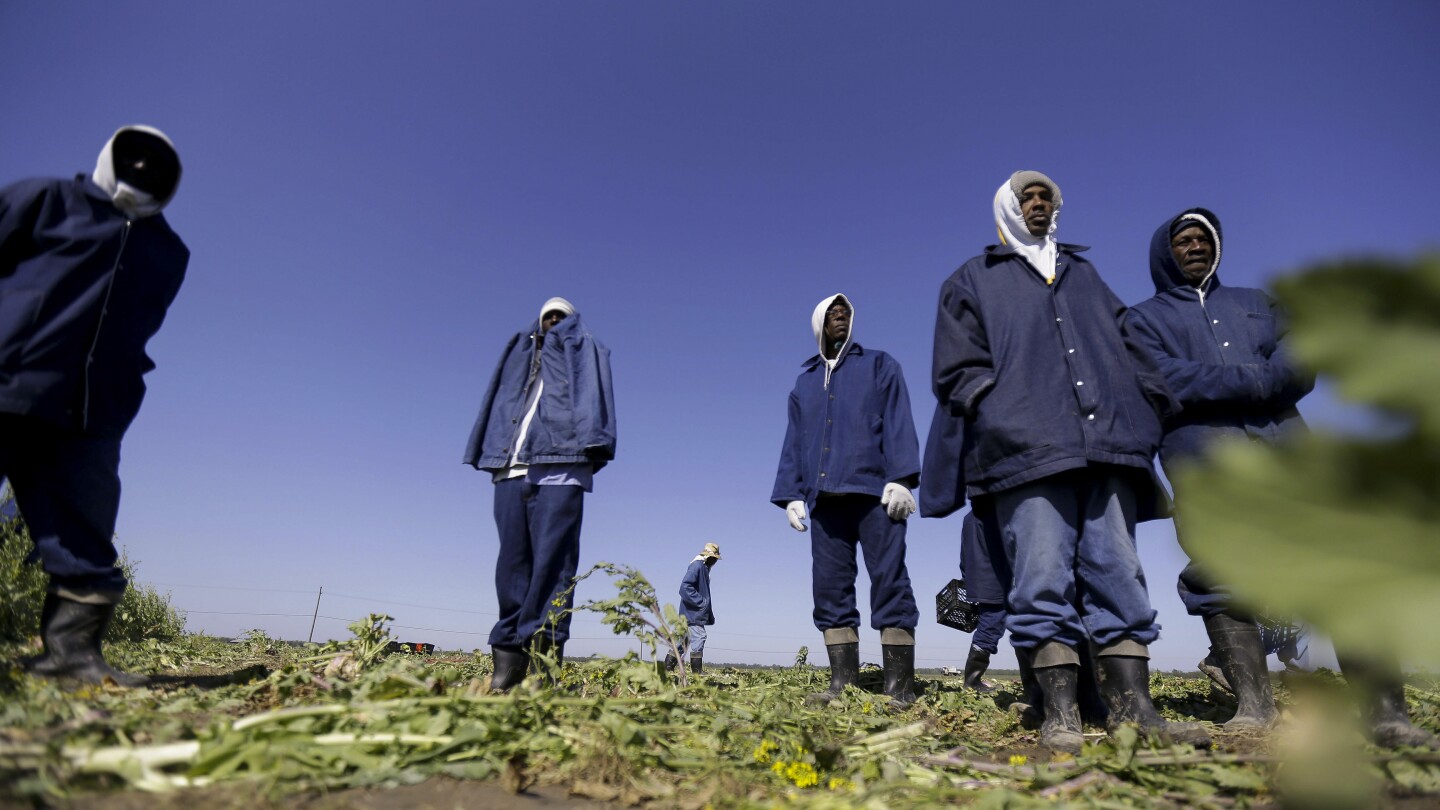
[2, 593, 1439, 808]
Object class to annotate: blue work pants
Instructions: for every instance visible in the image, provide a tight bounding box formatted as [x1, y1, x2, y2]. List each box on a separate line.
[994, 468, 1160, 651]
[488, 479, 584, 648]
[971, 603, 1007, 654]
[0, 415, 126, 593]
[688, 625, 707, 655]
[810, 494, 919, 633]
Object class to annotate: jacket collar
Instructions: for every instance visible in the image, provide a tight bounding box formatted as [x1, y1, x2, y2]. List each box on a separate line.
[802, 341, 865, 369]
[986, 241, 1090, 257]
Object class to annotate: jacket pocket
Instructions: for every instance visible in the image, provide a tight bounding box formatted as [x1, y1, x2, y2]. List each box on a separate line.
[1244, 312, 1278, 357]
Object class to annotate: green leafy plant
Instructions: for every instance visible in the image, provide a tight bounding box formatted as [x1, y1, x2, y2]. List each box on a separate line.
[573, 562, 691, 685]
[1176, 255, 1440, 666]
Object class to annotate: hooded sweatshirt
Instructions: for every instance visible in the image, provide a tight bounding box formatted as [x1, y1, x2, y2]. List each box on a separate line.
[91, 126, 183, 220]
[1128, 208, 1313, 467]
[771, 294, 920, 510]
[0, 126, 189, 436]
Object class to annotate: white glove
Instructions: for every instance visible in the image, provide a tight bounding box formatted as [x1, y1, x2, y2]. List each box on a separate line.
[881, 483, 916, 521]
[785, 500, 808, 532]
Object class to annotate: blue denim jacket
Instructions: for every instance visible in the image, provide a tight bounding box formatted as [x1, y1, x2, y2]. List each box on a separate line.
[771, 343, 921, 511]
[462, 313, 617, 472]
[932, 244, 1179, 497]
[679, 559, 714, 625]
[0, 176, 188, 437]
[1128, 208, 1312, 469]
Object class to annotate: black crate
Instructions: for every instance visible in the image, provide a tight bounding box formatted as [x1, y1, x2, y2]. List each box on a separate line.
[385, 641, 436, 655]
[935, 579, 981, 633]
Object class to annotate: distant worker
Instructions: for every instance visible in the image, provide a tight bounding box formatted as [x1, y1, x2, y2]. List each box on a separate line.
[2, 126, 188, 687]
[772, 294, 922, 708]
[667, 541, 721, 674]
[463, 297, 616, 692]
[932, 171, 1209, 753]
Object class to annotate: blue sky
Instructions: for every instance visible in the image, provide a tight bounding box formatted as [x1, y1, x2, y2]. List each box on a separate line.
[2, 2, 1436, 670]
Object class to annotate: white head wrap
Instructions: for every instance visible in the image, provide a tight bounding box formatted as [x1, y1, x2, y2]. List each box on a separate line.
[91, 125, 181, 220]
[993, 171, 1061, 281]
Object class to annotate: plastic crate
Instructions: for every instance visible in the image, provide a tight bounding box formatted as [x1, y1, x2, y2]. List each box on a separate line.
[936, 578, 981, 633]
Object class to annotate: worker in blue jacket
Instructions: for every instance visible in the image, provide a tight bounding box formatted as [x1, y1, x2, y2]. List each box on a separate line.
[463, 297, 616, 691]
[932, 171, 1208, 753]
[667, 541, 721, 674]
[772, 294, 922, 708]
[2, 126, 188, 687]
[1130, 208, 1434, 748]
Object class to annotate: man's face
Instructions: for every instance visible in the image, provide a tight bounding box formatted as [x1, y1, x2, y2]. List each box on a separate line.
[541, 309, 568, 334]
[112, 130, 179, 198]
[1170, 225, 1215, 285]
[1019, 184, 1055, 237]
[824, 301, 851, 345]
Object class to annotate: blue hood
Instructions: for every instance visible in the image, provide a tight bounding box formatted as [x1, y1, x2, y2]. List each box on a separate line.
[1149, 207, 1223, 294]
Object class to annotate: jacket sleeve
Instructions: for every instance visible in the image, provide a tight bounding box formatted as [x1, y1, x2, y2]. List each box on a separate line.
[770, 389, 805, 507]
[571, 332, 617, 466]
[877, 354, 922, 488]
[932, 271, 995, 418]
[0, 180, 47, 279]
[1126, 306, 1283, 412]
[1264, 293, 1316, 408]
[1116, 302, 1182, 421]
[462, 334, 520, 468]
[679, 562, 706, 613]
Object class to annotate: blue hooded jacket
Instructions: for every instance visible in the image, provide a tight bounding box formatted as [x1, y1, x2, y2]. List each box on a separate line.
[0, 174, 188, 438]
[771, 294, 921, 511]
[932, 243, 1179, 497]
[1127, 208, 1313, 468]
[679, 558, 714, 625]
[462, 313, 617, 472]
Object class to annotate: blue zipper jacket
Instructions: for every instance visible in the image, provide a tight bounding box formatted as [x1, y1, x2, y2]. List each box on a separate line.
[462, 313, 617, 472]
[771, 341, 921, 511]
[1128, 208, 1313, 468]
[0, 175, 189, 438]
[679, 559, 714, 625]
[932, 244, 1179, 497]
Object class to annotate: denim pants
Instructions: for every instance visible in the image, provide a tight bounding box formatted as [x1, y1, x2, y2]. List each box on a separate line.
[971, 603, 1007, 654]
[0, 415, 126, 593]
[994, 468, 1159, 651]
[810, 494, 919, 632]
[488, 479, 584, 648]
[688, 625, 708, 655]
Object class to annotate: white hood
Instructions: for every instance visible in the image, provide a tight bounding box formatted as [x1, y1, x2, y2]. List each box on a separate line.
[91, 125, 182, 220]
[993, 175, 1060, 282]
[811, 293, 853, 389]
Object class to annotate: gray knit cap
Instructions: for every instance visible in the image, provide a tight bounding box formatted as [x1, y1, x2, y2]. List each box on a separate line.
[1008, 170, 1062, 208]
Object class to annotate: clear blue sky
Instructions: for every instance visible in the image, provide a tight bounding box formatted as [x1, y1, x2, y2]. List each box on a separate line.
[2, 2, 1436, 670]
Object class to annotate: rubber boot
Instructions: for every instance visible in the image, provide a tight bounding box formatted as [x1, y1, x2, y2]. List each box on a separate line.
[1077, 653, 1110, 727]
[689, 654, 703, 674]
[1198, 651, 1232, 694]
[806, 642, 860, 706]
[23, 593, 148, 687]
[1096, 655, 1211, 748]
[1340, 656, 1440, 749]
[663, 653, 678, 672]
[882, 644, 918, 708]
[1204, 614, 1278, 729]
[488, 645, 529, 692]
[1012, 650, 1044, 729]
[529, 635, 565, 686]
[1033, 663, 1084, 755]
[962, 646, 995, 693]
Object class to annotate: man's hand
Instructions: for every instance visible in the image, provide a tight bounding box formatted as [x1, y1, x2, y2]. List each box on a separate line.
[786, 500, 808, 532]
[881, 483, 916, 521]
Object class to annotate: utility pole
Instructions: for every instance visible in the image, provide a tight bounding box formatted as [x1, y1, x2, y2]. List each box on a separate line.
[308, 586, 323, 643]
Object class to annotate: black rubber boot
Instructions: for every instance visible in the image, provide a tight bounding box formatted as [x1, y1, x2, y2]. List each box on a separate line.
[528, 636, 565, 685]
[23, 594, 148, 687]
[1012, 650, 1044, 729]
[1339, 656, 1440, 749]
[663, 653, 678, 672]
[806, 642, 860, 706]
[1096, 655, 1211, 748]
[488, 645, 529, 692]
[1204, 614, 1278, 729]
[689, 655, 703, 674]
[882, 644, 918, 708]
[962, 647, 994, 693]
[1077, 653, 1110, 728]
[1033, 663, 1084, 755]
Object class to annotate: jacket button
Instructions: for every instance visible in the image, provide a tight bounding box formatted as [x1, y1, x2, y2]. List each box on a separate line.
[1212, 319, 1219, 324]
[1055, 317, 1063, 322]
[1222, 342, 1230, 347]
[1087, 414, 1095, 421]
[820, 472, 827, 477]
[1067, 348, 1075, 354]
[1075, 380, 1084, 386]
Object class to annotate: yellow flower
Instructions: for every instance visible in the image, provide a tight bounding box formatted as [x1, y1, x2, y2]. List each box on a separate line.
[826, 776, 855, 791]
[753, 740, 778, 764]
[784, 761, 819, 788]
[1008, 754, 1028, 767]
[771, 760, 787, 775]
